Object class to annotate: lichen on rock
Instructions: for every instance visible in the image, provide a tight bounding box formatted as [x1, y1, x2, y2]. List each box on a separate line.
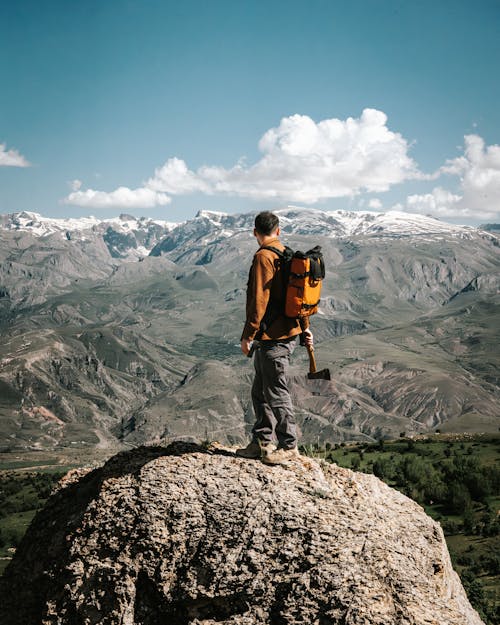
[0, 442, 484, 624]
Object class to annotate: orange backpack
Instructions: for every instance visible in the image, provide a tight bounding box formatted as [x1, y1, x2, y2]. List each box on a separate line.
[263, 245, 325, 319]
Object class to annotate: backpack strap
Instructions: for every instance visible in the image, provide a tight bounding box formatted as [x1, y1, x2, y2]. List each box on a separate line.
[306, 246, 325, 280]
[256, 245, 293, 334]
[260, 245, 292, 259]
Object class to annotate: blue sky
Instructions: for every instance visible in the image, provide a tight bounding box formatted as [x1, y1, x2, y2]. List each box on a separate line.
[1, 0, 499, 224]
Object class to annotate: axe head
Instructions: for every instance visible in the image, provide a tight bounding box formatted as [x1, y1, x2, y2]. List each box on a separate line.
[308, 368, 331, 381]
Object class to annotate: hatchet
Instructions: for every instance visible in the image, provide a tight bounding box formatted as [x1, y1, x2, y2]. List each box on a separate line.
[305, 343, 331, 380]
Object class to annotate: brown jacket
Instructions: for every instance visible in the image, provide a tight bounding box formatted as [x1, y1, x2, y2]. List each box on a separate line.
[240, 238, 309, 341]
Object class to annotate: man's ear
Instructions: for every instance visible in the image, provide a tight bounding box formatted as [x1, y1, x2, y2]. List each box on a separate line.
[275, 227, 280, 236]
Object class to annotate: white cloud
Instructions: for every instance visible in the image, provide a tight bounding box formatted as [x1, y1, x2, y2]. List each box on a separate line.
[146, 157, 211, 194]
[399, 187, 465, 218]
[368, 198, 383, 209]
[398, 135, 500, 221]
[149, 109, 420, 203]
[64, 186, 171, 209]
[0, 143, 30, 167]
[441, 134, 500, 215]
[69, 179, 82, 191]
[64, 109, 422, 208]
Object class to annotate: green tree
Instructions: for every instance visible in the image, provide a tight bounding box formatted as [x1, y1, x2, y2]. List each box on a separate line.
[351, 456, 361, 470]
[462, 508, 475, 534]
[373, 457, 396, 481]
[403, 456, 427, 484]
[406, 439, 415, 452]
[448, 481, 472, 515]
[422, 470, 447, 504]
[462, 573, 487, 620]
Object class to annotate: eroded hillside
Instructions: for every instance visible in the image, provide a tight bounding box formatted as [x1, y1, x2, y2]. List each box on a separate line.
[0, 208, 499, 451]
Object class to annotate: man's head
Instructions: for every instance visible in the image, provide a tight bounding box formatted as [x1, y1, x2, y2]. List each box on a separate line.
[254, 211, 279, 236]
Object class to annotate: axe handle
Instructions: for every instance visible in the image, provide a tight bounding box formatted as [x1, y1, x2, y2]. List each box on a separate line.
[306, 344, 317, 374]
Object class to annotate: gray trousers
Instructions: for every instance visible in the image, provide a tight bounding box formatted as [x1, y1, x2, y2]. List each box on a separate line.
[251, 337, 297, 449]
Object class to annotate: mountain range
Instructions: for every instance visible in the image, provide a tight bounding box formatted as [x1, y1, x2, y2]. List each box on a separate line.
[0, 207, 498, 452]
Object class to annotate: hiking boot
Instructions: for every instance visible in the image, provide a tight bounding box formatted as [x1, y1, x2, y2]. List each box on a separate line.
[235, 441, 262, 459]
[258, 440, 276, 462]
[262, 446, 300, 465]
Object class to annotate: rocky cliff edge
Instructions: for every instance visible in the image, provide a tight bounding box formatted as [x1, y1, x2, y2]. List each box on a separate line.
[0, 442, 484, 625]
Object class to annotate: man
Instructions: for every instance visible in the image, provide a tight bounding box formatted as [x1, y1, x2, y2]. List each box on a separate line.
[237, 211, 313, 464]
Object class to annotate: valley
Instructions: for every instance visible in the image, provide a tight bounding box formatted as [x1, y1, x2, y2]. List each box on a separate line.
[0, 208, 499, 452]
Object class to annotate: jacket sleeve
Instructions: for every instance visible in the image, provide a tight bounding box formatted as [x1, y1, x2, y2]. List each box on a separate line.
[240, 252, 276, 341]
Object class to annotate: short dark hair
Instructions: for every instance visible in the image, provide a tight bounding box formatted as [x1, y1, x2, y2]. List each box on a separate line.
[254, 211, 279, 236]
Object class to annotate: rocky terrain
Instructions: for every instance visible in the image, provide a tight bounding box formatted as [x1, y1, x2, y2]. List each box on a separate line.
[0, 442, 484, 624]
[0, 207, 499, 451]
[0, 211, 175, 260]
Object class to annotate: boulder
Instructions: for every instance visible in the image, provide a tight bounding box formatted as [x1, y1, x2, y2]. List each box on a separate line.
[0, 443, 483, 624]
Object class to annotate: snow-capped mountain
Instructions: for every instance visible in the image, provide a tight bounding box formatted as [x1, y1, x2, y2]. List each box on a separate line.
[277, 207, 482, 237]
[169, 206, 482, 242]
[0, 206, 496, 264]
[1, 207, 494, 264]
[0, 211, 177, 259]
[149, 206, 488, 258]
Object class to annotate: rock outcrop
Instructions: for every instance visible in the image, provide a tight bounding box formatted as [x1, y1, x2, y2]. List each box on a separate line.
[0, 443, 483, 624]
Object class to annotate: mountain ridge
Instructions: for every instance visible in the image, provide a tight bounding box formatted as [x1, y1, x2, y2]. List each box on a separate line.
[2, 206, 494, 249]
[0, 207, 498, 451]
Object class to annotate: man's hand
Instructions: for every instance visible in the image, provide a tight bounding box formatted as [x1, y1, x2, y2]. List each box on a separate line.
[241, 338, 253, 356]
[303, 328, 314, 347]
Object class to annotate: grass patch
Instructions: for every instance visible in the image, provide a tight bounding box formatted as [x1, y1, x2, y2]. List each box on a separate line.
[0, 469, 66, 575]
[0, 459, 59, 471]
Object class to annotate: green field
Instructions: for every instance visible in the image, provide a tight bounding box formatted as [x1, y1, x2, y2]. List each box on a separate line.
[0, 470, 67, 574]
[0, 446, 103, 575]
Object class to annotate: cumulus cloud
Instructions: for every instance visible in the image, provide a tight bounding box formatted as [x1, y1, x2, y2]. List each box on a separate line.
[0, 142, 30, 167]
[145, 109, 421, 203]
[69, 179, 82, 191]
[441, 134, 500, 215]
[398, 135, 500, 221]
[63, 109, 422, 208]
[64, 186, 171, 209]
[396, 187, 464, 218]
[146, 157, 211, 194]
